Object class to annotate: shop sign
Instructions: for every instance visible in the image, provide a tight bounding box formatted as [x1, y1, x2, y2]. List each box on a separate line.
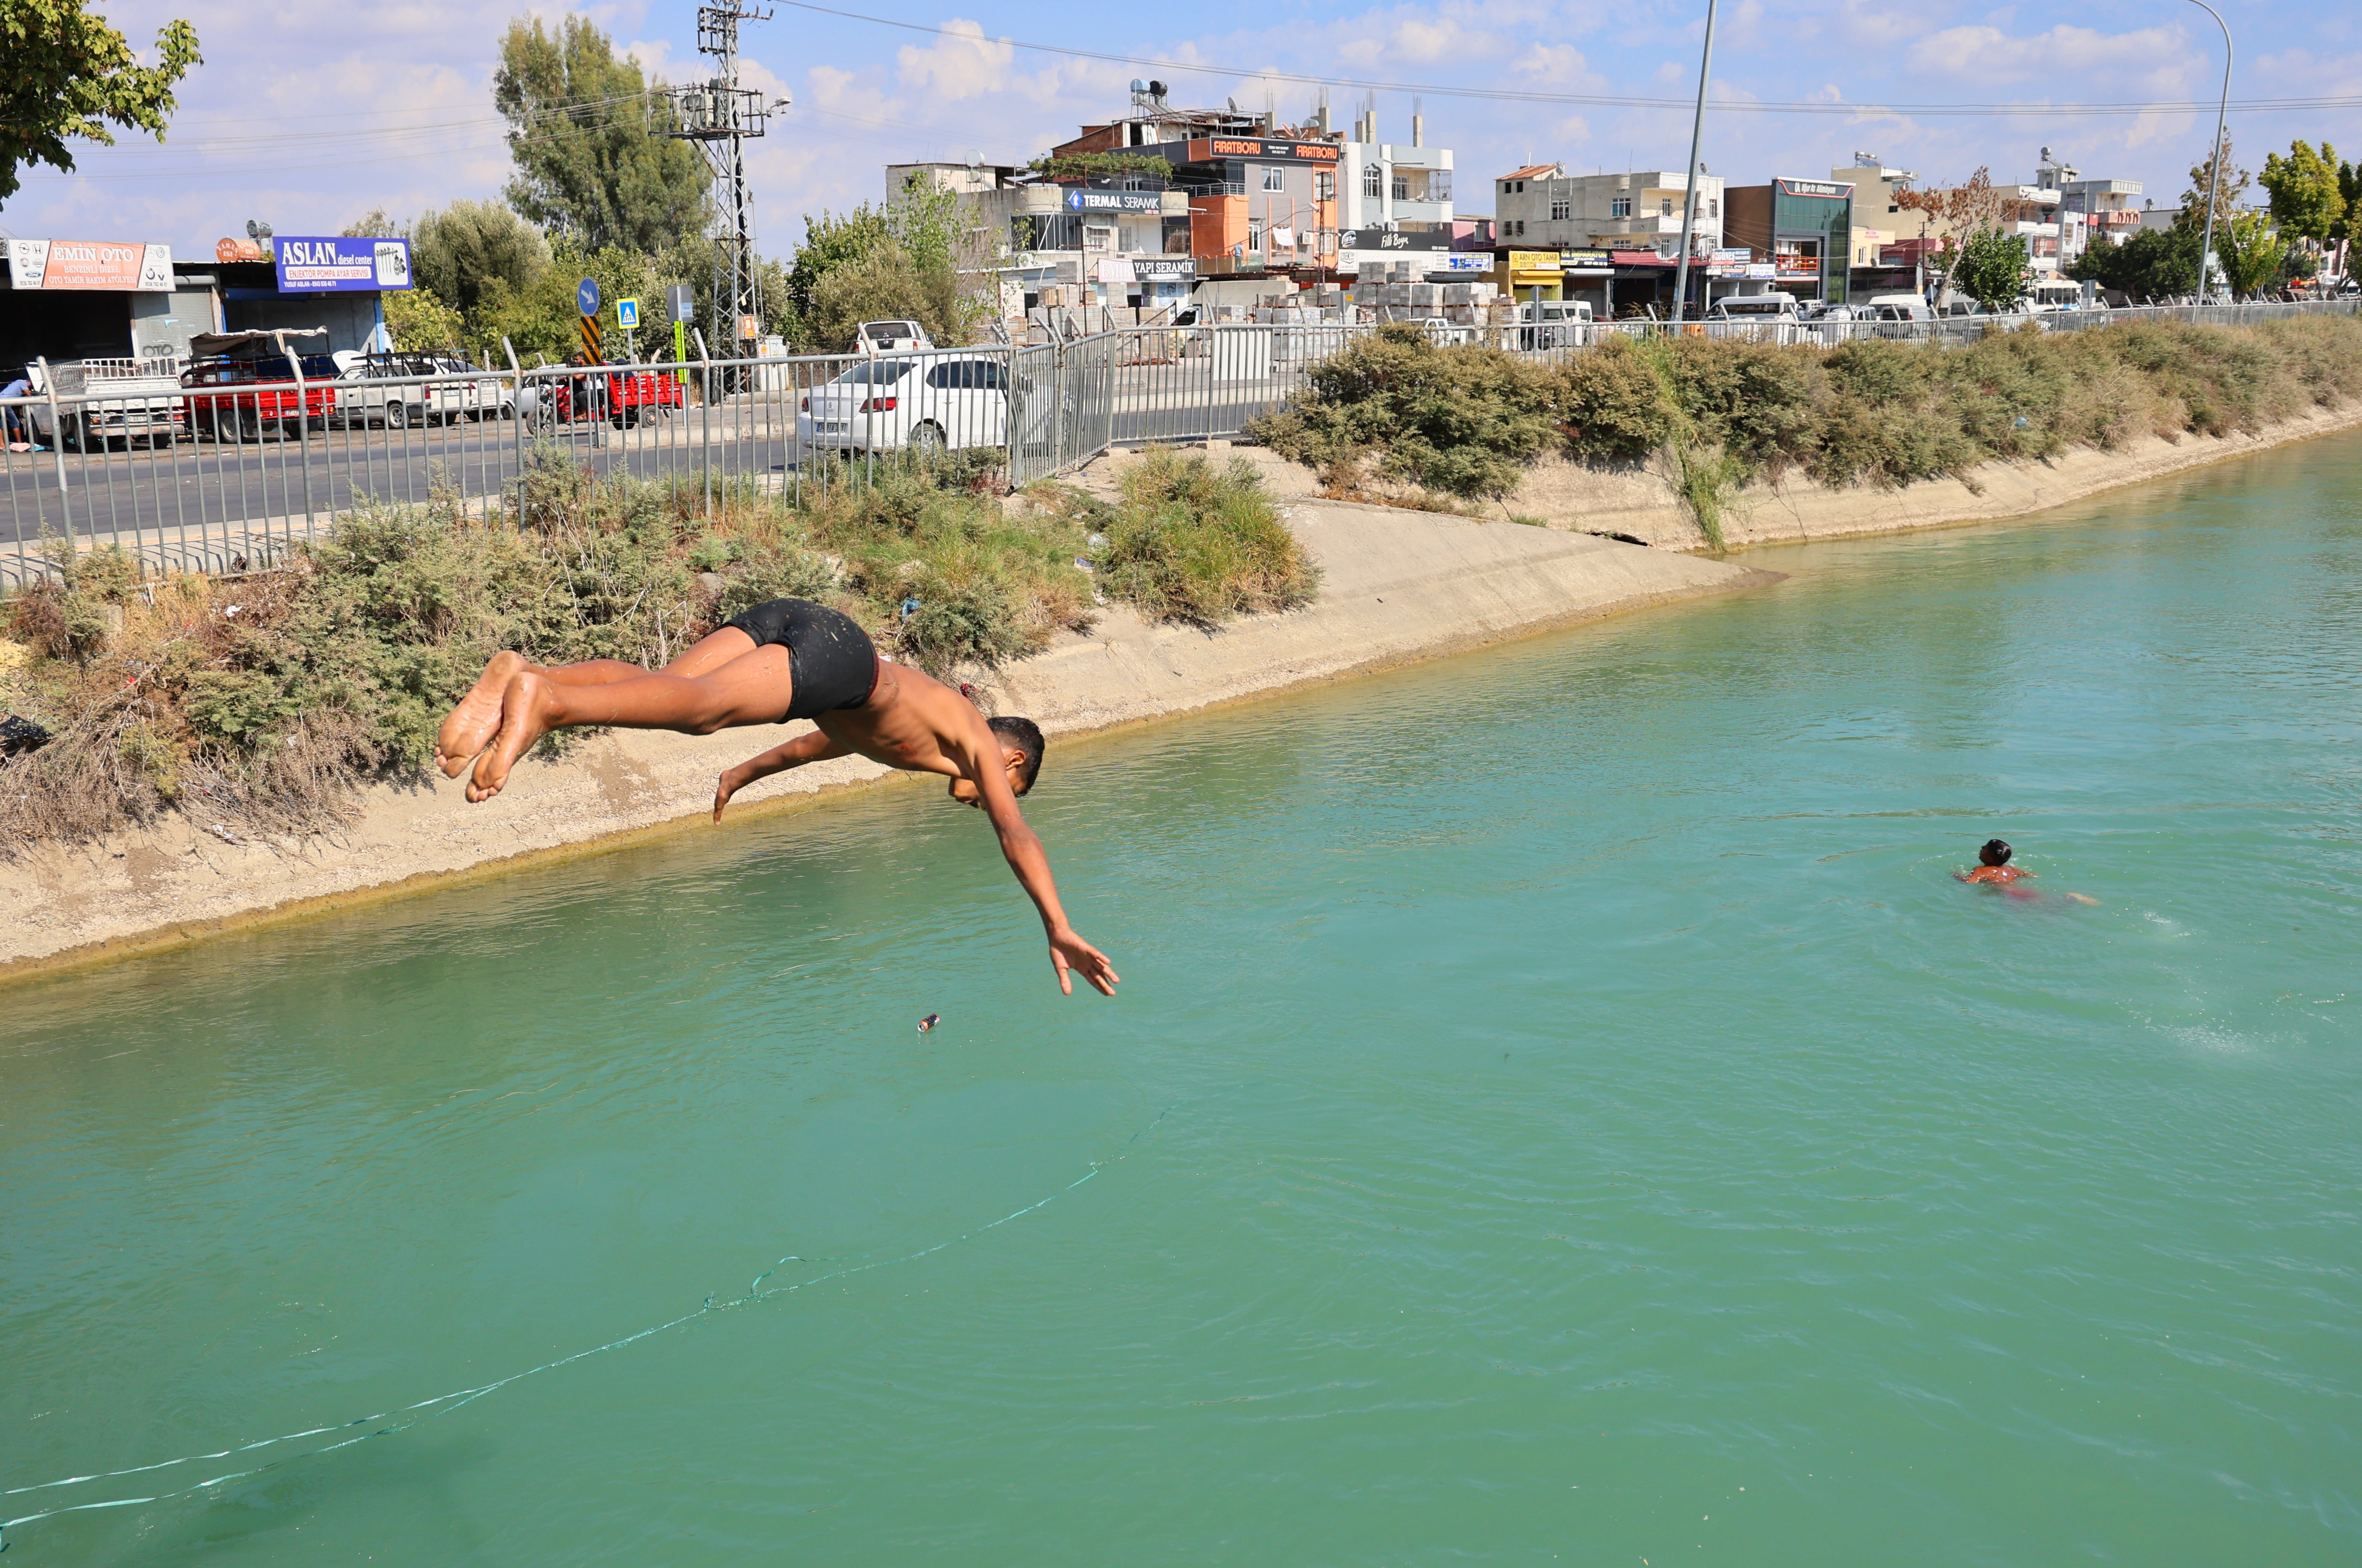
[1710, 248, 1751, 264]
[1133, 257, 1198, 281]
[1095, 257, 1139, 284]
[1431, 254, 1491, 273]
[273, 235, 414, 292]
[1189, 138, 1341, 164]
[1065, 188, 1165, 212]
[1776, 179, 1851, 200]
[8, 239, 172, 290]
[1745, 262, 1778, 279]
[1341, 227, 1452, 252]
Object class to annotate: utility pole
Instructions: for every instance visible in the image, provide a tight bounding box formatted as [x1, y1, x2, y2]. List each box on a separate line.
[669, 4, 775, 370]
[2185, 0, 2232, 304]
[1670, 0, 1719, 327]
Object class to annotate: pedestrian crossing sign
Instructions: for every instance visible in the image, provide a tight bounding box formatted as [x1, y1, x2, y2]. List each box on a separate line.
[617, 298, 641, 330]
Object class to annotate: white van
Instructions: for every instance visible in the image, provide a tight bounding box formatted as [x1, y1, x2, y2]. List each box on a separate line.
[1706, 292, 1801, 343]
[1517, 299, 1594, 351]
[856, 320, 933, 355]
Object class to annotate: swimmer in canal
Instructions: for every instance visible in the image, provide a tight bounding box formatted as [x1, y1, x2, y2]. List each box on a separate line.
[1955, 839, 2099, 904]
[433, 598, 1120, 996]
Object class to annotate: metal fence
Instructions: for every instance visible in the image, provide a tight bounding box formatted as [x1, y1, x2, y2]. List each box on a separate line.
[6, 297, 2357, 590]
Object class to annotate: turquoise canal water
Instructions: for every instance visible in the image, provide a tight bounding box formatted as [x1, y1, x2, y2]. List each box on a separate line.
[6, 434, 2362, 1563]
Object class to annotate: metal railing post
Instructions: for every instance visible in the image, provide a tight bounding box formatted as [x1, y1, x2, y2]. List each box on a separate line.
[502, 338, 525, 524]
[288, 352, 317, 546]
[694, 328, 713, 518]
[35, 357, 73, 558]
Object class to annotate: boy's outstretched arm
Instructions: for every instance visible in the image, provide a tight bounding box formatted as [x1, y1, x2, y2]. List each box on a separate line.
[713, 730, 852, 822]
[973, 759, 1119, 997]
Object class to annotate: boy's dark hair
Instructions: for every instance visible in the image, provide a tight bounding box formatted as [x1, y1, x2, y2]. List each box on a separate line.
[989, 716, 1045, 794]
[1980, 838, 2012, 866]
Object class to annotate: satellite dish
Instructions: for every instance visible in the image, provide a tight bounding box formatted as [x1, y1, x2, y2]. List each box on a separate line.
[245, 219, 259, 239]
[1226, 96, 1237, 112]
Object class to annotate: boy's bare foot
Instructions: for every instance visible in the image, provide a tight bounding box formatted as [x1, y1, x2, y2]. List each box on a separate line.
[467, 671, 557, 803]
[435, 651, 524, 777]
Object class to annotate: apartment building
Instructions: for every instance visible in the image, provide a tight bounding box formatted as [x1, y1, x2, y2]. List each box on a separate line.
[1491, 164, 1724, 256]
[1333, 108, 1459, 274]
[2033, 149, 2143, 261]
[885, 158, 1194, 313]
[1045, 84, 1345, 279]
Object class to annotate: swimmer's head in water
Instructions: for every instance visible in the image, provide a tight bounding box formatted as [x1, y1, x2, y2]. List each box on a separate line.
[1980, 838, 2012, 866]
[949, 715, 1046, 805]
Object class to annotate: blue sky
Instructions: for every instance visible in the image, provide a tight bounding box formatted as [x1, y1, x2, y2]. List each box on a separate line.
[5, 0, 2354, 258]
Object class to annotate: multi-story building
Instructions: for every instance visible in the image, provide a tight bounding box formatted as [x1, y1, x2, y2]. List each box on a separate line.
[1725, 178, 1857, 302]
[1333, 108, 1458, 275]
[1045, 84, 1347, 280]
[885, 156, 1196, 314]
[1490, 164, 1723, 256]
[2033, 149, 2143, 261]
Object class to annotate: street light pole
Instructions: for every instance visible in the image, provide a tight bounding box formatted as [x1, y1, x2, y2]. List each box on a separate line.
[2186, 0, 2232, 304]
[1670, 0, 1720, 327]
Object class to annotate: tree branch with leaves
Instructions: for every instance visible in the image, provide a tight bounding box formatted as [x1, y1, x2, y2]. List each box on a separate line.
[1894, 168, 2006, 307]
[0, 0, 200, 202]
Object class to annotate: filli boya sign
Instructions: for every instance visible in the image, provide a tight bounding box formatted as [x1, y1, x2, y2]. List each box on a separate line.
[272, 236, 414, 292]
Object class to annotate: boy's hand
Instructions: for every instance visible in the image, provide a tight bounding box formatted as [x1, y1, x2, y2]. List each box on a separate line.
[1048, 927, 1120, 996]
[712, 765, 748, 823]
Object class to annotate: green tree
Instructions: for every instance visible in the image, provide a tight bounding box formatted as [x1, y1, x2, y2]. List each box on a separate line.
[493, 15, 709, 253]
[2178, 132, 2250, 231]
[2258, 140, 2345, 242]
[0, 0, 200, 201]
[2216, 209, 2286, 299]
[412, 199, 552, 318]
[784, 206, 893, 331]
[885, 172, 1000, 341]
[804, 239, 958, 352]
[1952, 227, 2031, 310]
[2065, 226, 2198, 299]
[2335, 158, 2362, 243]
[384, 288, 467, 354]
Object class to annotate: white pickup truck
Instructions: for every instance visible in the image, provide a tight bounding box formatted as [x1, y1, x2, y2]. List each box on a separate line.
[23, 356, 184, 450]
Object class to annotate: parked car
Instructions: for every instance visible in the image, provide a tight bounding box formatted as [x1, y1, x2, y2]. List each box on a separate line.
[1862, 293, 1937, 338]
[796, 353, 1010, 455]
[1515, 299, 1594, 350]
[180, 332, 339, 441]
[23, 356, 184, 450]
[1409, 318, 1479, 347]
[329, 351, 474, 429]
[426, 355, 515, 419]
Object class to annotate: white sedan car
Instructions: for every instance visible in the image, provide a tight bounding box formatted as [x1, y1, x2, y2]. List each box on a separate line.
[796, 353, 1010, 455]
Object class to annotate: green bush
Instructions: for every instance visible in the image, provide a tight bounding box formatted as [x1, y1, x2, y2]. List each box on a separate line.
[1089, 448, 1321, 626]
[1247, 324, 1560, 498]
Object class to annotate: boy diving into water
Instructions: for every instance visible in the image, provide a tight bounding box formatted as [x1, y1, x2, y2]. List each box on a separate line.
[433, 598, 1120, 996]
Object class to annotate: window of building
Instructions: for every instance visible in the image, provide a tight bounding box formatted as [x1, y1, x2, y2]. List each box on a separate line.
[1513, 220, 1525, 236]
[1610, 196, 1631, 218]
[1262, 167, 1286, 193]
[1248, 220, 1265, 251]
[1084, 225, 1112, 252]
[1391, 174, 1409, 202]
[1661, 197, 1674, 217]
[1365, 163, 1383, 199]
[1315, 170, 1334, 201]
[1709, 198, 1719, 219]
[1550, 199, 1570, 222]
[1431, 171, 1452, 203]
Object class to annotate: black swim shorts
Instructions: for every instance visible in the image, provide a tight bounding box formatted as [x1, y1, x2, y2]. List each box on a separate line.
[722, 598, 879, 721]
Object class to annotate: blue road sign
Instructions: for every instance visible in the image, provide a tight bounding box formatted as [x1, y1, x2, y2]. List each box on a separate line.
[616, 298, 640, 330]
[577, 276, 600, 316]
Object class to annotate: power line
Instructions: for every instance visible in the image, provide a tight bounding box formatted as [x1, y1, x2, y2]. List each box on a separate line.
[768, 0, 2362, 118]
